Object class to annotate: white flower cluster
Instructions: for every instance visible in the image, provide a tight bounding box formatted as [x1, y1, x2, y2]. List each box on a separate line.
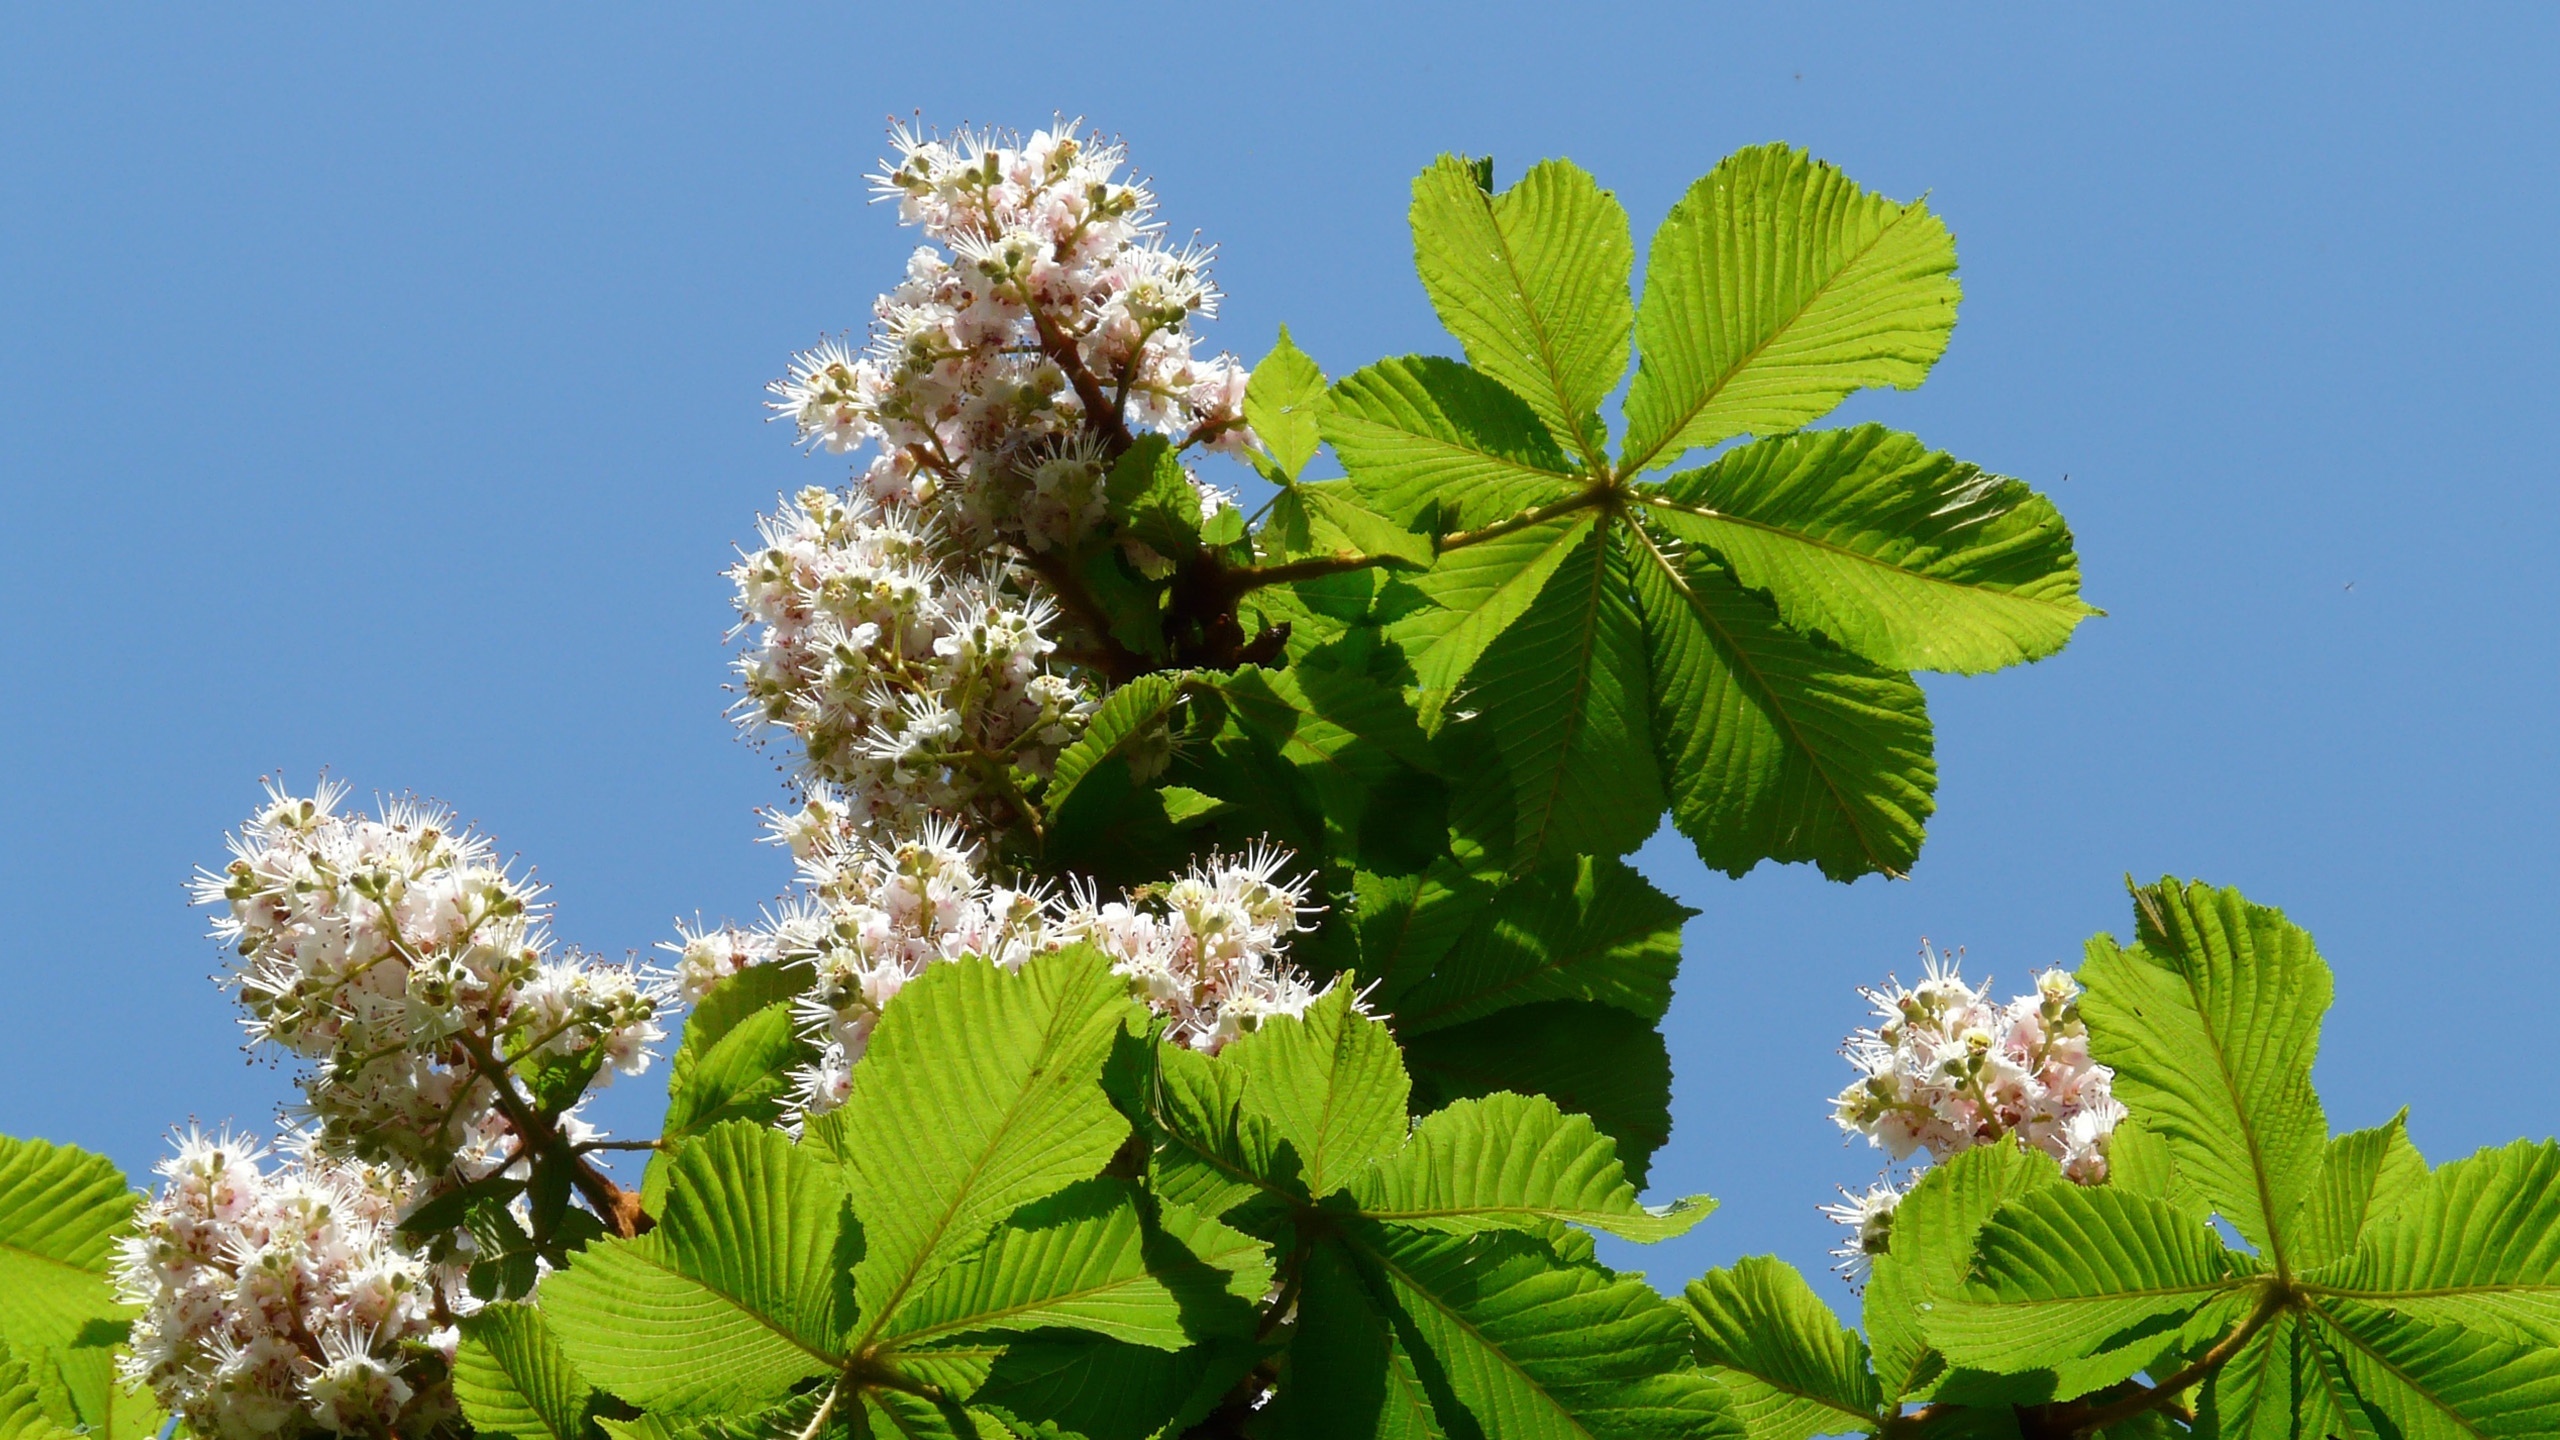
[193, 781, 668, 1175]
[115, 1129, 463, 1440]
[728, 485, 1094, 834]
[1823, 947, 2125, 1281]
[668, 806, 1322, 1124]
[766, 120, 1252, 555]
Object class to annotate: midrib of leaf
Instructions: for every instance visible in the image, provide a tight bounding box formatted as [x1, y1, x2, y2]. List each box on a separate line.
[1635, 491, 2088, 617]
[882, 1267, 1154, 1349]
[1626, 519, 1896, 873]
[2164, 931, 2297, 1282]
[2305, 1279, 2560, 1305]
[621, 1243, 842, 1367]
[2304, 1302, 2493, 1439]
[1303, 1012, 1379, 1195]
[1473, 185, 1608, 474]
[856, 994, 1110, 1348]
[1703, 1354, 1879, 1428]
[1621, 206, 1920, 476]
[1512, 516, 1615, 868]
[1355, 1237, 1599, 1440]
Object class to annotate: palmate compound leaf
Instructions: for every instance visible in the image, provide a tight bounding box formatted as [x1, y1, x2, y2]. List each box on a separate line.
[1349, 1091, 1712, 1243]
[1618, 142, 1959, 476]
[1635, 424, 2094, 676]
[455, 1303, 603, 1440]
[1409, 155, 1634, 468]
[1390, 854, 1688, 1034]
[1919, 1184, 2248, 1385]
[2079, 879, 2331, 1274]
[1681, 1256, 1884, 1440]
[875, 1178, 1268, 1353]
[540, 1121, 852, 1416]
[1626, 524, 1935, 880]
[812, 947, 1142, 1348]
[0, 1135, 150, 1439]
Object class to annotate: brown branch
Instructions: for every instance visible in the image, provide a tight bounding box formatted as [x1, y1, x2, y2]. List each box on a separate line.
[456, 1032, 651, 1238]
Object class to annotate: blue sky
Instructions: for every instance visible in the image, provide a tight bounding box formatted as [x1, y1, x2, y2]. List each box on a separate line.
[3, 5, 2554, 1305]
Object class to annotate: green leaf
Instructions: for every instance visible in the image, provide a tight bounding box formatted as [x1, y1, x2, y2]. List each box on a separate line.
[1358, 860, 1498, 1008]
[1263, 1237, 1450, 1440]
[1638, 426, 2093, 674]
[1258, 480, 1435, 571]
[1246, 326, 1329, 480]
[1324, 356, 1582, 530]
[1438, 521, 1662, 871]
[1389, 512, 1594, 711]
[540, 1121, 851, 1415]
[0, 1135, 139, 1436]
[2101, 1116, 2206, 1223]
[1629, 534, 1935, 881]
[2194, 1309, 2304, 1440]
[2078, 879, 2332, 1272]
[0, 1343, 77, 1440]
[822, 948, 1139, 1343]
[1921, 1185, 2243, 1376]
[1227, 985, 1409, 1198]
[880, 1180, 1264, 1352]
[2306, 1139, 2560, 1347]
[1864, 1143, 2063, 1404]
[1139, 1040, 1301, 1221]
[1394, 854, 1687, 1033]
[1410, 155, 1633, 465]
[648, 963, 820, 1210]
[2303, 1302, 2560, 1439]
[1044, 673, 1192, 818]
[2289, 1112, 2427, 1273]
[1353, 1091, 1710, 1242]
[1350, 1223, 1744, 1440]
[974, 1332, 1260, 1440]
[455, 1302, 601, 1440]
[1682, 1257, 1883, 1440]
[1401, 1000, 1673, 1189]
[1202, 662, 1436, 857]
[1620, 143, 1959, 473]
[1105, 436, 1204, 558]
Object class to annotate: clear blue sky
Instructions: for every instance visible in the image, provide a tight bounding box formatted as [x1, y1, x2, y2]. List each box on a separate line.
[4, 5, 2554, 1307]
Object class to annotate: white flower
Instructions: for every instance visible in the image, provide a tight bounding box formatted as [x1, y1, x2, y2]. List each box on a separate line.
[1830, 944, 2121, 1179]
[116, 1129, 462, 1440]
[194, 782, 668, 1175]
[1819, 1180, 1905, 1287]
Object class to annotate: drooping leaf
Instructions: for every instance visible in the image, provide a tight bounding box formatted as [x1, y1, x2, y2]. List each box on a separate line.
[2289, 1112, 2427, 1273]
[1324, 356, 1582, 531]
[1682, 1257, 1883, 1440]
[1043, 672, 1192, 819]
[1921, 1185, 2245, 1376]
[1410, 156, 1633, 465]
[540, 1122, 851, 1415]
[2078, 879, 2331, 1273]
[1401, 1000, 1673, 1188]
[1226, 986, 1409, 1198]
[1620, 143, 1958, 474]
[1629, 533, 1935, 880]
[1863, 1143, 2063, 1404]
[0, 1136, 140, 1436]
[1638, 425, 2093, 675]
[1349, 1223, 1744, 1440]
[1394, 854, 1688, 1033]
[454, 1302, 602, 1440]
[2193, 1309, 2304, 1440]
[1352, 1091, 1709, 1242]
[2305, 1138, 2560, 1347]
[1246, 326, 1330, 480]
[818, 948, 1139, 1345]
[879, 1181, 1265, 1353]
